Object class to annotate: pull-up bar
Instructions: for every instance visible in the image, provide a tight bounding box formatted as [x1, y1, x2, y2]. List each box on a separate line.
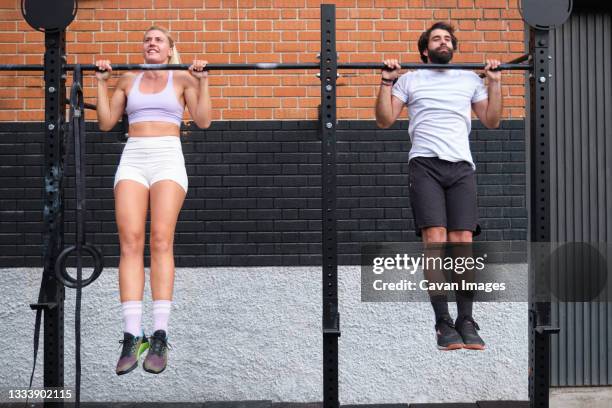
[340, 62, 531, 70]
[0, 61, 532, 72]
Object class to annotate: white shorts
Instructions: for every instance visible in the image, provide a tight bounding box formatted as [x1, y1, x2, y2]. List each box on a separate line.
[114, 136, 188, 193]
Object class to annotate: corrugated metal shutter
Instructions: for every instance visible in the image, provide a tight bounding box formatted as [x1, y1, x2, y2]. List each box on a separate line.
[549, 10, 612, 386]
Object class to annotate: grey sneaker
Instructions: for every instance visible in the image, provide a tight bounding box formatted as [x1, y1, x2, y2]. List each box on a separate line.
[143, 330, 170, 374]
[116, 332, 149, 375]
[455, 315, 486, 350]
[435, 317, 464, 350]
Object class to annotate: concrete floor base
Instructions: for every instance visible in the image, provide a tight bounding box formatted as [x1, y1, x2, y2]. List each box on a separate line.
[550, 387, 612, 408]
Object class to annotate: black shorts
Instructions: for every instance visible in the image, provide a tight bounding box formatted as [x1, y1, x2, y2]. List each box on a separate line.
[408, 156, 480, 237]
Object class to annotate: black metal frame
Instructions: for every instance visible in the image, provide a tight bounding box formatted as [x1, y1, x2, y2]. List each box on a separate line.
[528, 28, 559, 408]
[0, 3, 548, 408]
[29, 28, 68, 408]
[320, 6, 340, 408]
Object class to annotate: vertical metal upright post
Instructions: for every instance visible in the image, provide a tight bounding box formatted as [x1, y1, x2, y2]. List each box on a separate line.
[320, 4, 340, 408]
[42, 29, 67, 408]
[528, 27, 557, 408]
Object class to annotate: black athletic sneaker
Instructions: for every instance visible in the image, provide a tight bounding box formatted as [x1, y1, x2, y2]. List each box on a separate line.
[435, 317, 464, 350]
[116, 332, 149, 375]
[455, 315, 486, 350]
[143, 330, 170, 374]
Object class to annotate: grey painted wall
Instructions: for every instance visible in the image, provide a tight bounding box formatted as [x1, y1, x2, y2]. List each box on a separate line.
[1, 266, 528, 404]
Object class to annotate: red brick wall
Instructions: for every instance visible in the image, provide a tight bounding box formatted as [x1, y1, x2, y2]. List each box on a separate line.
[0, 0, 526, 122]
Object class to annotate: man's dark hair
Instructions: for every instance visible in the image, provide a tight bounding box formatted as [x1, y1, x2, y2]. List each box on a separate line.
[418, 22, 458, 63]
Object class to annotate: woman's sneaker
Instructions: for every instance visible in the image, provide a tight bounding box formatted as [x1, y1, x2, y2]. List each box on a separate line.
[116, 332, 149, 375]
[143, 330, 170, 374]
[455, 315, 486, 350]
[435, 317, 464, 350]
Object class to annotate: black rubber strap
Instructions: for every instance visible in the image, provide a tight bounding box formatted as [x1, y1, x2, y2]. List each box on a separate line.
[71, 65, 85, 408]
[24, 308, 42, 408]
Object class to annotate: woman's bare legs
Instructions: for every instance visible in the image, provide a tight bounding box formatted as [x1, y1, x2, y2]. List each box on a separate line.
[114, 180, 149, 375]
[149, 180, 186, 301]
[115, 180, 149, 302]
[143, 179, 185, 374]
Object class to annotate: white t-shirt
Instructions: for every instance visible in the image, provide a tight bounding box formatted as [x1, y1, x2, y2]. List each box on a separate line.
[391, 69, 488, 169]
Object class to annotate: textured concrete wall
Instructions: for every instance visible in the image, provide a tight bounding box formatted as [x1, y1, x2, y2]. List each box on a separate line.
[0, 266, 528, 404]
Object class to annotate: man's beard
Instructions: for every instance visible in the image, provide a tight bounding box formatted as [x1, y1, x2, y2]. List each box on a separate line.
[428, 47, 453, 64]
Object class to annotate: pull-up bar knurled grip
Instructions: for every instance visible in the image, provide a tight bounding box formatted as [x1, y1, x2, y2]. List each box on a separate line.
[0, 62, 532, 71]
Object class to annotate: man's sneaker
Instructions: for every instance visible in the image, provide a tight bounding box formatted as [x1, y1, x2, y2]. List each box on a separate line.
[116, 332, 149, 375]
[435, 317, 464, 350]
[455, 315, 486, 350]
[143, 330, 170, 374]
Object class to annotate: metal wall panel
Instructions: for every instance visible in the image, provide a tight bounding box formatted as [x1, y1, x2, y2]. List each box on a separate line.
[549, 10, 612, 386]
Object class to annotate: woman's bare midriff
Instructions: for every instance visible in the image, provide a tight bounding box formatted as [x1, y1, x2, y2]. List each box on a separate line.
[128, 121, 180, 137]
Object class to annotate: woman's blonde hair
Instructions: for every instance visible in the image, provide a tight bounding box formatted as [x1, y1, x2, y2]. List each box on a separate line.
[144, 25, 181, 64]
